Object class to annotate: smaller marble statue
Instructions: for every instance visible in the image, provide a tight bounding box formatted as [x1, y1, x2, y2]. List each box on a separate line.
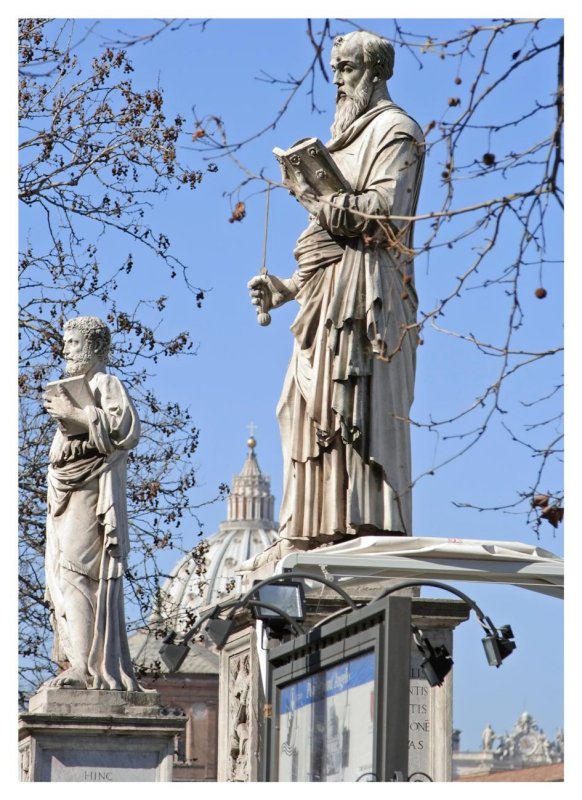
[515, 711, 535, 734]
[555, 727, 564, 756]
[539, 731, 552, 762]
[43, 316, 140, 690]
[481, 723, 495, 752]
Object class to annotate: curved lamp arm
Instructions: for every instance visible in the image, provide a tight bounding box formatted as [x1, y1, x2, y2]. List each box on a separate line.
[373, 579, 499, 634]
[161, 575, 514, 670]
[164, 569, 357, 652]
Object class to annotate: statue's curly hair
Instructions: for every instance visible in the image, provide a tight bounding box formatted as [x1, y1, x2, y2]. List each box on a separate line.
[333, 31, 395, 82]
[64, 316, 111, 363]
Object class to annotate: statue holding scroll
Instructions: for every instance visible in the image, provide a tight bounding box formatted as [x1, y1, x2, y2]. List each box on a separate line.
[249, 31, 424, 547]
[43, 316, 140, 690]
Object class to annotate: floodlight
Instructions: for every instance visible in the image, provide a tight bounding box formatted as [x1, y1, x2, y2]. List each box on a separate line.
[250, 580, 306, 622]
[482, 624, 516, 667]
[376, 579, 517, 679]
[159, 573, 350, 667]
[205, 616, 236, 649]
[413, 629, 453, 687]
[159, 632, 190, 672]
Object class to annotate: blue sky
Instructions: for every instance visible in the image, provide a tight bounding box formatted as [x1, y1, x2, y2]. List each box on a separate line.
[12, 4, 573, 776]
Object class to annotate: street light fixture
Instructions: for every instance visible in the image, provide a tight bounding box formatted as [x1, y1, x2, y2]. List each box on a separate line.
[250, 579, 306, 623]
[205, 615, 237, 649]
[374, 579, 517, 674]
[411, 625, 454, 687]
[482, 624, 516, 667]
[159, 574, 515, 681]
[159, 631, 191, 673]
[159, 571, 357, 669]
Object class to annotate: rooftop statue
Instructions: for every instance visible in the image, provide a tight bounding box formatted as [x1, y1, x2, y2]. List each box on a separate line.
[482, 723, 495, 752]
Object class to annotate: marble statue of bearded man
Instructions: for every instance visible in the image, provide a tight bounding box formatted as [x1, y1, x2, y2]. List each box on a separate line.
[249, 30, 424, 547]
[43, 316, 141, 690]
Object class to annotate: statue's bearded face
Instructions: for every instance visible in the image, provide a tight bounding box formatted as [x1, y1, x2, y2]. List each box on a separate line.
[330, 42, 374, 138]
[63, 329, 98, 376]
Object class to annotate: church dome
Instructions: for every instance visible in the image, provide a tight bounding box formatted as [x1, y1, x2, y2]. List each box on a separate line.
[153, 436, 278, 634]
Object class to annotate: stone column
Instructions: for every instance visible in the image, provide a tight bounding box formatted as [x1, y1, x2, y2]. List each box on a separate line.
[217, 616, 265, 782]
[408, 599, 470, 782]
[19, 688, 186, 782]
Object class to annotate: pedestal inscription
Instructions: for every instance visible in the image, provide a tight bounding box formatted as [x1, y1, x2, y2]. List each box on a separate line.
[408, 677, 430, 756]
[34, 739, 164, 782]
[407, 627, 453, 780]
[19, 688, 185, 782]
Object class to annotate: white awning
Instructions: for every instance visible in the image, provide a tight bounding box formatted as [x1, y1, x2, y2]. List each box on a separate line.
[276, 536, 564, 599]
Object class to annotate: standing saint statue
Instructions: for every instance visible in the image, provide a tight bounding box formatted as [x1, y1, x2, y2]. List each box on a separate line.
[482, 723, 495, 752]
[43, 316, 141, 690]
[249, 31, 424, 547]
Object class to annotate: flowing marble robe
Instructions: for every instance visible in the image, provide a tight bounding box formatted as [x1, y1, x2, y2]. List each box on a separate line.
[45, 370, 140, 690]
[277, 100, 424, 541]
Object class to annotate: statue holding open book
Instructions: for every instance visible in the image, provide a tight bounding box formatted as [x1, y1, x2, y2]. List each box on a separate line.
[42, 316, 141, 690]
[248, 30, 424, 556]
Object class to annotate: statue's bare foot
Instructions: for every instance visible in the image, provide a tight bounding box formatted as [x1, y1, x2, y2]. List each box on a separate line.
[46, 667, 90, 689]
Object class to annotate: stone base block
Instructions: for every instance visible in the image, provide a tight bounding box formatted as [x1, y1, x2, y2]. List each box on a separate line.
[19, 688, 185, 782]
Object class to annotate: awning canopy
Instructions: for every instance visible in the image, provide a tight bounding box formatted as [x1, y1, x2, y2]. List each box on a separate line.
[276, 536, 564, 599]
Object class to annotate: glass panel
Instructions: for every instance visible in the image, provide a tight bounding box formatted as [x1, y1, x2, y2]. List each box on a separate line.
[256, 584, 303, 619]
[277, 651, 375, 781]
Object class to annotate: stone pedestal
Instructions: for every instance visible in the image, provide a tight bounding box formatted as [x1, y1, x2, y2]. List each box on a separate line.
[216, 596, 469, 782]
[19, 688, 186, 782]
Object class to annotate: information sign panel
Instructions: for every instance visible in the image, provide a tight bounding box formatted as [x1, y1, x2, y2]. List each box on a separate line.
[277, 651, 375, 781]
[267, 595, 411, 782]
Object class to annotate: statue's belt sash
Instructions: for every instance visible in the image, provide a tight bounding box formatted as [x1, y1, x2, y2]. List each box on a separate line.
[48, 452, 107, 494]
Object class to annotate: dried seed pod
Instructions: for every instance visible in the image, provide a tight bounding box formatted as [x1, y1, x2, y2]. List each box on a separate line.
[532, 494, 550, 508]
[541, 505, 564, 528]
[229, 201, 246, 223]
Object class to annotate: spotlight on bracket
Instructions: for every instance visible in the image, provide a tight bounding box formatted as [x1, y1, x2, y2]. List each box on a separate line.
[250, 579, 306, 623]
[376, 580, 517, 682]
[205, 615, 236, 649]
[413, 629, 453, 688]
[159, 631, 191, 673]
[482, 624, 516, 667]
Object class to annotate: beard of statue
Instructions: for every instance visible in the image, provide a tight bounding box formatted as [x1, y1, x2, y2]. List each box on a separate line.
[331, 72, 374, 139]
[65, 346, 97, 377]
